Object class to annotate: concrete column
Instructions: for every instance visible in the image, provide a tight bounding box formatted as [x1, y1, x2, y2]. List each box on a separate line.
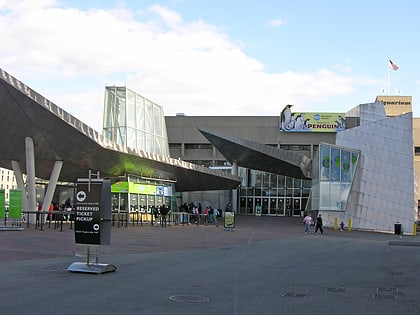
[231, 161, 239, 213]
[42, 161, 63, 211]
[11, 160, 28, 211]
[25, 137, 37, 212]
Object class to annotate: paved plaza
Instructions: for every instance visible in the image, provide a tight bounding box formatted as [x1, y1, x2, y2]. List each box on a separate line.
[1, 215, 420, 314]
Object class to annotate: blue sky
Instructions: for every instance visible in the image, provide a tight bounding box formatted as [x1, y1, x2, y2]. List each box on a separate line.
[0, 0, 418, 131]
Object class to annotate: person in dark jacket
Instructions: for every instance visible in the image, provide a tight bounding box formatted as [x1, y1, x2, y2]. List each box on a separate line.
[314, 214, 324, 234]
[160, 204, 170, 227]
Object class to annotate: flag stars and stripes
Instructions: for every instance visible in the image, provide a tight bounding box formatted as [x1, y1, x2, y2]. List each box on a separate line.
[388, 58, 399, 71]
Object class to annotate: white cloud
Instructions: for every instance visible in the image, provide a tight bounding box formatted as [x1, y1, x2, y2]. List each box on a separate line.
[0, 2, 366, 131]
[267, 18, 285, 28]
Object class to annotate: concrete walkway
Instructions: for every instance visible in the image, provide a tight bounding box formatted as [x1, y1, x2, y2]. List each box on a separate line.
[1, 216, 419, 314]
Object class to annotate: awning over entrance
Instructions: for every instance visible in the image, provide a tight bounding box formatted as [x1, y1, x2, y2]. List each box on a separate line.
[0, 69, 241, 192]
[199, 128, 312, 179]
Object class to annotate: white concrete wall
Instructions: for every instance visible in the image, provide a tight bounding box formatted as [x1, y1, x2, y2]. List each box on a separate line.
[333, 103, 417, 233]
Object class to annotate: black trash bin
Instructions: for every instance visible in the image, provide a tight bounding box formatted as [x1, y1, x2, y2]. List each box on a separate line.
[394, 223, 402, 235]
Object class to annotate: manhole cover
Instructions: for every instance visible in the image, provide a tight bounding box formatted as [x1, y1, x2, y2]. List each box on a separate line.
[325, 287, 347, 293]
[372, 293, 395, 300]
[282, 292, 308, 298]
[377, 287, 398, 292]
[169, 295, 210, 303]
[43, 265, 67, 272]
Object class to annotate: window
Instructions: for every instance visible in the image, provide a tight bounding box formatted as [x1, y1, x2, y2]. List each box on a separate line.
[280, 144, 311, 151]
[184, 143, 213, 150]
[415, 147, 420, 156]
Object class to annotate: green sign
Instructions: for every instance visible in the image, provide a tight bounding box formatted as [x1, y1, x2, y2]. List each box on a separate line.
[111, 181, 156, 195]
[111, 181, 129, 193]
[280, 106, 346, 132]
[0, 190, 4, 219]
[9, 190, 22, 219]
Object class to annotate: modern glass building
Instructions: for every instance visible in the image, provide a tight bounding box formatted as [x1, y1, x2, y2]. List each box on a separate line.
[0, 67, 417, 233]
[103, 86, 169, 157]
[165, 101, 417, 234]
[103, 86, 175, 218]
[238, 171, 312, 216]
[311, 143, 360, 212]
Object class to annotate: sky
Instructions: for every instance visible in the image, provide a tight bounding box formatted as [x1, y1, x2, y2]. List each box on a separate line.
[1, 0, 418, 132]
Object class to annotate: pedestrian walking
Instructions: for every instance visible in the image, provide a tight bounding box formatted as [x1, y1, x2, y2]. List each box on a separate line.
[160, 204, 169, 227]
[213, 208, 220, 227]
[314, 214, 324, 234]
[152, 206, 159, 227]
[303, 213, 313, 234]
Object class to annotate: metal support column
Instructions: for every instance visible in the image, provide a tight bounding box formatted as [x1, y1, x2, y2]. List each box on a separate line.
[41, 161, 63, 211]
[25, 137, 37, 213]
[231, 161, 238, 213]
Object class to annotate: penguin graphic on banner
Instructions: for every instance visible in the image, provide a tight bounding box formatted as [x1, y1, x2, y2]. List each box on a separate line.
[280, 104, 293, 131]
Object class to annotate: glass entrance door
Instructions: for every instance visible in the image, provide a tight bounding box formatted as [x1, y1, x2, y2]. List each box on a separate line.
[247, 198, 254, 214]
[277, 198, 285, 216]
[262, 198, 269, 214]
[269, 198, 277, 215]
[293, 198, 301, 217]
[286, 198, 292, 216]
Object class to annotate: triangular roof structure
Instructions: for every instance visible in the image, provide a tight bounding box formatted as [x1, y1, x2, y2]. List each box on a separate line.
[199, 128, 312, 179]
[0, 69, 241, 192]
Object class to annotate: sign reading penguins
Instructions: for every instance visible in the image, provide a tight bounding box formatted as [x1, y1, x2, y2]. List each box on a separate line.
[74, 179, 111, 245]
[280, 105, 345, 133]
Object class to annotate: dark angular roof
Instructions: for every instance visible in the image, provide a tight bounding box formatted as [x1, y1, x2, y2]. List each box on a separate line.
[199, 128, 312, 179]
[0, 69, 241, 192]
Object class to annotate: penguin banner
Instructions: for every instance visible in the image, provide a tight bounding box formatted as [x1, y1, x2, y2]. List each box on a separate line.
[280, 105, 345, 132]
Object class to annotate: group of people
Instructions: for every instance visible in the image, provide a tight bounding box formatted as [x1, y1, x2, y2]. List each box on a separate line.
[152, 204, 170, 227]
[179, 202, 221, 226]
[303, 212, 324, 235]
[37, 197, 74, 224]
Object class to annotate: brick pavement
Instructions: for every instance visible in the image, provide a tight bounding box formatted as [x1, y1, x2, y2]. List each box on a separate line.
[1, 215, 408, 263]
[0, 216, 305, 262]
[1, 215, 419, 315]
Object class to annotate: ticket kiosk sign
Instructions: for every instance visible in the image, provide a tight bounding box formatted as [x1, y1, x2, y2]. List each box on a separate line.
[224, 212, 235, 228]
[74, 179, 111, 246]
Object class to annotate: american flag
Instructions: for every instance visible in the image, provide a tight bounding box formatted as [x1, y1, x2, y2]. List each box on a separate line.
[388, 58, 399, 71]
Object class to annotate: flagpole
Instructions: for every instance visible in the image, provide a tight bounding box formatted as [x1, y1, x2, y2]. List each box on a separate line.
[387, 57, 390, 95]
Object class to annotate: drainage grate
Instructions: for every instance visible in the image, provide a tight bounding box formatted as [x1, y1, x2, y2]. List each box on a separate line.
[325, 287, 348, 293]
[372, 293, 395, 300]
[169, 295, 210, 303]
[282, 292, 308, 298]
[43, 264, 67, 272]
[377, 287, 398, 293]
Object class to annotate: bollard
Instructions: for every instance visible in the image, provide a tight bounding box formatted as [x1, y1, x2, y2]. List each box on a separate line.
[414, 223, 417, 236]
[334, 217, 338, 230]
[348, 218, 352, 232]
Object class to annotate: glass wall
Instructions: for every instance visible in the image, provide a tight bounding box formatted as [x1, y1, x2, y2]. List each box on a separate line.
[103, 86, 170, 157]
[316, 143, 360, 211]
[239, 168, 311, 216]
[111, 180, 176, 222]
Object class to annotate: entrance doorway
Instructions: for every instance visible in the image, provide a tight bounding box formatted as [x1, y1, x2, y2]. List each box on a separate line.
[269, 198, 277, 215]
[293, 198, 301, 216]
[277, 198, 285, 216]
[262, 198, 269, 214]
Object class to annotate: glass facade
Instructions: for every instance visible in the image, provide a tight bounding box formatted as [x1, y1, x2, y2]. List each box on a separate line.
[111, 179, 175, 213]
[313, 143, 360, 211]
[103, 87, 174, 223]
[103, 86, 170, 157]
[239, 168, 312, 216]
